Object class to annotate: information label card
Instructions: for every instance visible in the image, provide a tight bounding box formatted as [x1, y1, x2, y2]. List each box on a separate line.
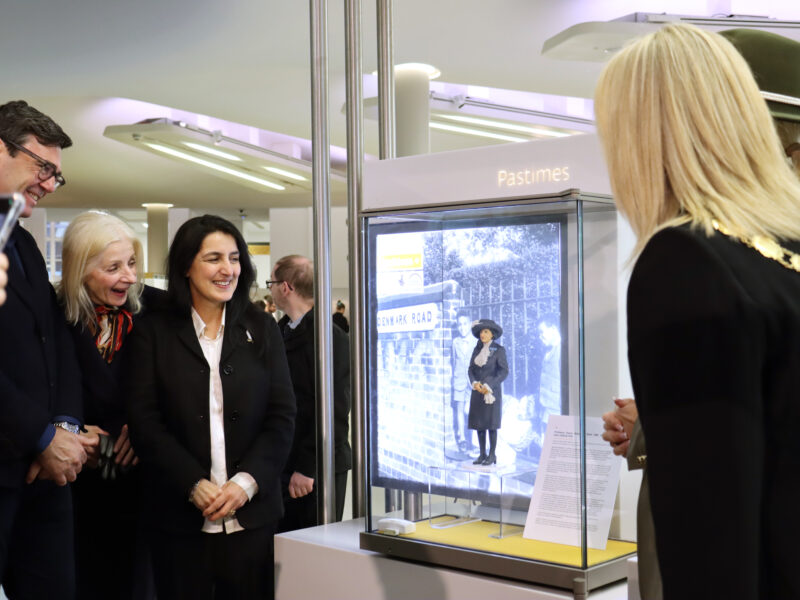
[523, 415, 621, 550]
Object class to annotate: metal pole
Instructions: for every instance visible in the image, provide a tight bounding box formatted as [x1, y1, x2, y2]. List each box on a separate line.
[310, 0, 336, 525]
[345, 0, 366, 518]
[377, 0, 395, 159]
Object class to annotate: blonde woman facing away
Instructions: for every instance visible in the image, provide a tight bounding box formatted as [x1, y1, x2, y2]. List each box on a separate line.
[595, 24, 800, 600]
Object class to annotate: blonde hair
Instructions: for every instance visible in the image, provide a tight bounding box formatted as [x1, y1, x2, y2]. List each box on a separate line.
[57, 211, 143, 331]
[594, 24, 800, 256]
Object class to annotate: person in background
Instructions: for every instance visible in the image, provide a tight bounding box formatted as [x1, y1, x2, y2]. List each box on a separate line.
[269, 255, 352, 530]
[253, 299, 267, 311]
[127, 215, 295, 599]
[332, 299, 349, 333]
[450, 310, 473, 454]
[264, 293, 278, 318]
[600, 27, 800, 600]
[0, 100, 91, 599]
[595, 24, 800, 599]
[0, 252, 7, 306]
[57, 211, 162, 599]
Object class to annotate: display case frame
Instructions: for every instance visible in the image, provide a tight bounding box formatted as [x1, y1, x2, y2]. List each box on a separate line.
[359, 189, 635, 594]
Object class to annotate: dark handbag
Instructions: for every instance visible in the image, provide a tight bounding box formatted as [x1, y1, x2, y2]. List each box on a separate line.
[97, 434, 132, 481]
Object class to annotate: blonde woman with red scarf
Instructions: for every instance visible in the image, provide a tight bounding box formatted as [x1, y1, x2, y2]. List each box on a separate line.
[58, 210, 163, 600]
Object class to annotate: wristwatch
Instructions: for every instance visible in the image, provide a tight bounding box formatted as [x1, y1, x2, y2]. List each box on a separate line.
[53, 421, 80, 435]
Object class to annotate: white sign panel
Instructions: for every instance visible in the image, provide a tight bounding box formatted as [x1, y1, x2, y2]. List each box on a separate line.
[376, 303, 440, 333]
[523, 415, 621, 550]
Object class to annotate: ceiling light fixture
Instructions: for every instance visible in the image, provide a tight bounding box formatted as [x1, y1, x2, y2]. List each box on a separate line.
[434, 114, 571, 138]
[428, 122, 527, 143]
[543, 13, 800, 62]
[145, 143, 285, 190]
[182, 142, 242, 161]
[264, 166, 307, 181]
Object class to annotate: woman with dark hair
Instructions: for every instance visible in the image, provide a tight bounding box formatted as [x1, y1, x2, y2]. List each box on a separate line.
[467, 318, 508, 466]
[57, 211, 160, 599]
[127, 215, 296, 599]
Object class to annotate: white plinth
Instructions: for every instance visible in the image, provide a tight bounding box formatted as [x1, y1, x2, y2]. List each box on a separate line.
[275, 518, 628, 600]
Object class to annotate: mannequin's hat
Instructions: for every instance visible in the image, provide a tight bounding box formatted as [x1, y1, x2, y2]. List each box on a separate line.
[471, 319, 502, 340]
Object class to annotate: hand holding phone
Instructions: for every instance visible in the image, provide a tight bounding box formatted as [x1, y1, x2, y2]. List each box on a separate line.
[0, 193, 25, 252]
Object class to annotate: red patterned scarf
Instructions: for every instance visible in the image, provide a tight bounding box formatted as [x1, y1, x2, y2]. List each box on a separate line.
[94, 305, 133, 363]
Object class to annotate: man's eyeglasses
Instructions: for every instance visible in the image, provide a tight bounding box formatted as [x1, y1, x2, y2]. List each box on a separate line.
[0, 137, 66, 188]
[265, 280, 283, 289]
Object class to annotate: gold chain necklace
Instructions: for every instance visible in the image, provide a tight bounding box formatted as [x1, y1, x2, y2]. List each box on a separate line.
[712, 220, 800, 273]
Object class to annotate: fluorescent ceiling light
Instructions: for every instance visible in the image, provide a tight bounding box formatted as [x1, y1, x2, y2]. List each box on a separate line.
[182, 142, 242, 161]
[429, 121, 527, 143]
[264, 166, 307, 181]
[434, 114, 571, 138]
[145, 143, 285, 190]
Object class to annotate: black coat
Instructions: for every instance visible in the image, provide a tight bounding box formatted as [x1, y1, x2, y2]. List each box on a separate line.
[69, 285, 164, 600]
[332, 311, 349, 333]
[628, 225, 800, 600]
[278, 308, 352, 478]
[0, 225, 82, 486]
[126, 305, 296, 533]
[69, 285, 165, 435]
[467, 341, 508, 430]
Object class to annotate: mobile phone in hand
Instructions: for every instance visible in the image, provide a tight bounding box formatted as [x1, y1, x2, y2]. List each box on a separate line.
[0, 193, 24, 252]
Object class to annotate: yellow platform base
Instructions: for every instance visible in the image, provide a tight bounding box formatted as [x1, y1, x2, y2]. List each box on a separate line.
[399, 517, 636, 567]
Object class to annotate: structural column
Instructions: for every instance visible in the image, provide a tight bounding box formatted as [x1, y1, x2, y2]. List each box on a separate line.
[395, 65, 431, 157]
[143, 203, 171, 277]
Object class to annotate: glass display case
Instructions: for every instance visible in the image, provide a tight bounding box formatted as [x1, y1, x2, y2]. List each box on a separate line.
[359, 191, 636, 593]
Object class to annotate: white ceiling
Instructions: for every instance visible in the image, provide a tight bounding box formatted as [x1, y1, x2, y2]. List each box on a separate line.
[2, 0, 798, 220]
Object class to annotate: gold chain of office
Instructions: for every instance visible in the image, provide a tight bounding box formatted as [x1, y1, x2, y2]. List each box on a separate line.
[712, 220, 800, 273]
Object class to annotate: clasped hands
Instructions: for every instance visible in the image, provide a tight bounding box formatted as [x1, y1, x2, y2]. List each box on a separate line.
[472, 381, 489, 395]
[26, 427, 95, 486]
[191, 479, 248, 521]
[601, 397, 638, 457]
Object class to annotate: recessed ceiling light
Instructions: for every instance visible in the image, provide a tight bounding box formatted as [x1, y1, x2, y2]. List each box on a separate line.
[182, 142, 242, 161]
[145, 143, 285, 191]
[264, 166, 307, 181]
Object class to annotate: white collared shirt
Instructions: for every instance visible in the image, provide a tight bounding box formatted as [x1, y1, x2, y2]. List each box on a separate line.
[191, 306, 258, 534]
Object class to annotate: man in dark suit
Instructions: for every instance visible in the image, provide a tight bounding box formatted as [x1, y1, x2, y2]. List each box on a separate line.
[269, 255, 352, 531]
[0, 100, 90, 599]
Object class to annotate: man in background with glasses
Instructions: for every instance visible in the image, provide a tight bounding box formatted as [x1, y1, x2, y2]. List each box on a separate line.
[268, 255, 352, 532]
[0, 100, 90, 599]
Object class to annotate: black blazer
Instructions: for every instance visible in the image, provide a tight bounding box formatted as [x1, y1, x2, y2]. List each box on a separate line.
[627, 225, 800, 600]
[69, 285, 165, 436]
[126, 305, 296, 533]
[278, 308, 352, 478]
[0, 226, 82, 486]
